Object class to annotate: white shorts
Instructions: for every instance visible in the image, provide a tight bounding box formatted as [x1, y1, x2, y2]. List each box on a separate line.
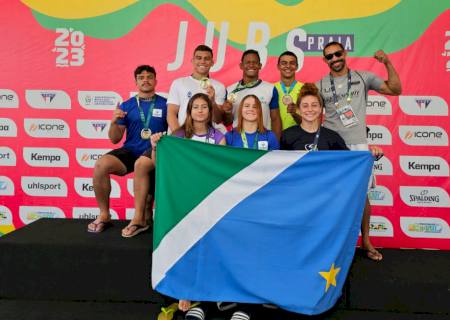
[346, 143, 376, 190]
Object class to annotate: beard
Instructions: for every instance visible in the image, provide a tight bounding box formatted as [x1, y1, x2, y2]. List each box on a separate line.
[330, 59, 346, 73]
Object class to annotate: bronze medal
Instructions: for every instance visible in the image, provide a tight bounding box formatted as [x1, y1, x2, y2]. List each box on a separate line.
[282, 94, 293, 105]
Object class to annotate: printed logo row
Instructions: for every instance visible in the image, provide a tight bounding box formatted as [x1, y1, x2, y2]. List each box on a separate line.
[1, 205, 448, 239]
[0, 176, 449, 209]
[1, 118, 449, 146]
[0, 89, 448, 116]
[1, 149, 449, 177]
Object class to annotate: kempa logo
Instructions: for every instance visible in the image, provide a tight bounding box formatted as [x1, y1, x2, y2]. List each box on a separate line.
[399, 126, 448, 146]
[72, 207, 119, 220]
[0, 205, 13, 224]
[21, 176, 68, 197]
[76, 120, 110, 139]
[399, 156, 449, 177]
[373, 156, 393, 176]
[75, 148, 109, 168]
[367, 125, 392, 145]
[366, 95, 392, 115]
[399, 96, 448, 116]
[78, 91, 122, 110]
[368, 185, 393, 206]
[74, 177, 120, 198]
[400, 217, 450, 239]
[24, 118, 70, 138]
[0, 89, 19, 108]
[400, 186, 450, 208]
[19, 206, 65, 225]
[0, 147, 16, 166]
[0, 176, 14, 195]
[369, 216, 394, 237]
[23, 147, 69, 167]
[0, 118, 17, 137]
[25, 90, 71, 109]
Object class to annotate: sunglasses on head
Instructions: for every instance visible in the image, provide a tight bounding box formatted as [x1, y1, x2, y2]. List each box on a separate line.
[324, 50, 344, 60]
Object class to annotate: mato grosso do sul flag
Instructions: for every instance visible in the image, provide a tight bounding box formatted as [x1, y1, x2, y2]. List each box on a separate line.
[151, 136, 373, 315]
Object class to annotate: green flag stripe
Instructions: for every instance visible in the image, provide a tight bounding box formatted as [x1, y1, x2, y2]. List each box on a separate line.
[152, 149, 306, 288]
[153, 136, 266, 249]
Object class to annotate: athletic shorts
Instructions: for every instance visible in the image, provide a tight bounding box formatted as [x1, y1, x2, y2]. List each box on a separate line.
[107, 147, 139, 174]
[346, 143, 376, 190]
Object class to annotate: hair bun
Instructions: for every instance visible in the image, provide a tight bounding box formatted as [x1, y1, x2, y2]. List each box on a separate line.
[299, 83, 319, 97]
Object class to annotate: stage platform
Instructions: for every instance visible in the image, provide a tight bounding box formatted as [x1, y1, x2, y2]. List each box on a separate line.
[0, 218, 448, 320]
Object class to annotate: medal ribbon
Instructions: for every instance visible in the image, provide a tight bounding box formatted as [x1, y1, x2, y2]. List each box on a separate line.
[240, 131, 259, 149]
[231, 79, 262, 94]
[280, 80, 297, 96]
[329, 70, 352, 108]
[135, 95, 155, 131]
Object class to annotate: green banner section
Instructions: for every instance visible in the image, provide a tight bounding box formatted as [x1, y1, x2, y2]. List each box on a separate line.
[154, 136, 265, 249]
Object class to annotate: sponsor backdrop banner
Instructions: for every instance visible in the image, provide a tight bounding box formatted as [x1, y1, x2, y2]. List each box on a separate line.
[0, 1, 449, 249]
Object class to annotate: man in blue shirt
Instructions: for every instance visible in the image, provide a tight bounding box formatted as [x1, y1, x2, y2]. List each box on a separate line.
[88, 65, 168, 234]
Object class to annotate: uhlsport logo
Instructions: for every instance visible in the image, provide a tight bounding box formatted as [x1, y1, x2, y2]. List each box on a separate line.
[400, 217, 450, 239]
[366, 95, 392, 115]
[24, 118, 70, 138]
[0, 176, 14, 195]
[78, 91, 122, 110]
[399, 96, 448, 116]
[72, 207, 119, 220]
[21, 176, 68, 197]
[369, 216, 394, 237]
[0, 118, 17, 137]
[367, 125, 392, 145]
[0, 147, 17, 166]
[74, 177, 120, 198]
[399, 156, 449, 177]
[76, 148, 110, 168]
[368, 185, 393, 206]
[25, 90, 71, 109]
[23, 147, 69, 167]
[399, 126, 448, 146]
[400, 186, 450, 208]
[76, 120, 110, 139]
[0, 89, 19, 108]
[19, 206, 66, 225]
[373, 155, 393, 176]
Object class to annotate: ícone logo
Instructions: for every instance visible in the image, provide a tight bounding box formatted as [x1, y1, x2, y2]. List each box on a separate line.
[75, 148, 110, 168]
[24, 118, 70, 138]
[0, 89, 19, 108]
[399, 125, 448, 146]
[366, 95, 392, 115]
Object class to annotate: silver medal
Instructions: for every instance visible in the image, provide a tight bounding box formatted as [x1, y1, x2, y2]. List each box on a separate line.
[140, 128, 151, 140]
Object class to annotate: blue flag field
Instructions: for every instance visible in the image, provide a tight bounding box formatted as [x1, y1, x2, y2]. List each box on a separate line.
[152, 136, 373, 315]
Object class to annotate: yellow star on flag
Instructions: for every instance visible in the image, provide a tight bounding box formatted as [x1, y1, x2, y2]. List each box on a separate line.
[319, 263, 341, 292]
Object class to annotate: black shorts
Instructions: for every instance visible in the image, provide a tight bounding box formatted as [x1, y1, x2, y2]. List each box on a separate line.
[107, 147, 139, 174]
[140, 149, 156, 198]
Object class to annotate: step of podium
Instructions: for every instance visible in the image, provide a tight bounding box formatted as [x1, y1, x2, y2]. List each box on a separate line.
[0, 218, 163, 303]
[0, 218, 449, 319]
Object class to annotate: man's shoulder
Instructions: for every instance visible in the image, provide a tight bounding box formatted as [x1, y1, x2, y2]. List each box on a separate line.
[227, 81, 240, 91]
[121, 96, 136, 108]
[155, 94, 168, 105]
[209, 78, 226, 90]
[260, 80, 275, 89]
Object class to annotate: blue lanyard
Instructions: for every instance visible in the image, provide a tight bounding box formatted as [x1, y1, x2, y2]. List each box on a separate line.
[280, 80, 297, 95]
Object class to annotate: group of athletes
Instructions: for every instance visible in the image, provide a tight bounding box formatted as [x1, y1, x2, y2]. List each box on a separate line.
[86, 41, 401, 320]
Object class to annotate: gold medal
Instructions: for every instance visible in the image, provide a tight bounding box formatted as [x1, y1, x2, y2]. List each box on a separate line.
[140, 128, 151, 140]
[200, 78, 210, 89]
[282, 94, 293, 105]
[228, 92, 237, 103]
